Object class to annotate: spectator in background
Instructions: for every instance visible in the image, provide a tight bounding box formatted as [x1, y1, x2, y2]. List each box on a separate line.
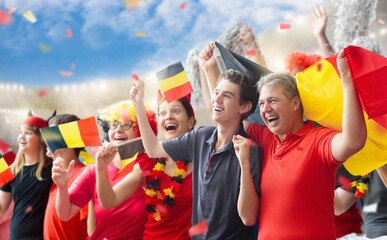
[44, 114, 88, 240]
[0, 116, 53, 240]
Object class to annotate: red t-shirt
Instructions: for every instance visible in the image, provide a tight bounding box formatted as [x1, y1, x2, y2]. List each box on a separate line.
[335, 202, 363, 238]
[247, 122, 341, 240]
[44, 163, 88, 240]
[138, 157, 192, 240]
[69, 162, 147, 240]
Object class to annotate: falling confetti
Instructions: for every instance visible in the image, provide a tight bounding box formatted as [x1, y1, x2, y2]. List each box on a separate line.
[8, 7, 16, 15]
[38, 88, 48, 97]
[71, 63, 76, 69]
[132, 71, 139, 81]
[119, 108, 131, 123]
[246, 49, 256, 56]
[0, 9, 12, 25]
[23, 10, 37, 23]
[279, 23, 291, 30]
[67, 28, 73, 38]
[124, 0, 143, 10]
[284, 13, 296, 21]
[38, 43, 52, 53]
[59, 71, 73, 77]
[157, 89, 163, 103]
[155, 202, 168, 216]
[378, 18, 385, 25]
[316, 63, 322, 72]
[179, 2, 187, 10]
[188, 220, 208, 237]
[136, 32, 146, 37]
[25, 205, 33, 213]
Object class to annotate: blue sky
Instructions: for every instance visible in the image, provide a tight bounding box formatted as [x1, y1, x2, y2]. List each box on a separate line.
[0, 0, 322, 87]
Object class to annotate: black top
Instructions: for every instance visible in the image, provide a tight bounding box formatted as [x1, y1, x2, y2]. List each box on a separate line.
[362, 170, 387, 238]
[1, 163, 53, 240]
[163, 125, 262, 240]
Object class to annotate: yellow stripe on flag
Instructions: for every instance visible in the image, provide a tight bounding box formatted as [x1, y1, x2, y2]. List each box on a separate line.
[297, 59, 387, 175]
[158, 70, 189, 92]
[121, 152, 138, 171]
[296, 59, 343, 130]
[0, 157, 9, 172]
[59, 122, 85, 148]
[79, 151, 95, 165]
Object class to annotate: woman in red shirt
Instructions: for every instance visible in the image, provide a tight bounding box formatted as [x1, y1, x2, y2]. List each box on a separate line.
[96, 91, 196, 240]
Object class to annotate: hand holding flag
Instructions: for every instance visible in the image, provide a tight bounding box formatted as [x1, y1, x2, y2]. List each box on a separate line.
[95, 142, 118, 170]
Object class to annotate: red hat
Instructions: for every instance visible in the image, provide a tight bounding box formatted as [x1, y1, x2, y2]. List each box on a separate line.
[24, 116, 48, 128]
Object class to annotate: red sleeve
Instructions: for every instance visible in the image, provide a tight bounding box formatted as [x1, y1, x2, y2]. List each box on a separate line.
[68, 164, 94, 208]
[247, 123, 265, 147]
[136, 154, 156, 172]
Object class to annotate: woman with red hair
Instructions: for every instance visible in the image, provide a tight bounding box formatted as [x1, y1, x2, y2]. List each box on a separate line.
[52, 101, 157, 239]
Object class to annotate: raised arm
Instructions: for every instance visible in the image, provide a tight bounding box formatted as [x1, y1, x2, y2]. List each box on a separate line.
[0, 190, 12, 216]
[199, 41, 220, 97]
[331, 50, 367, 162]
[312, 5, 334, 58]
[334, 188, 357, 215]
[130, 80, 169, 158]
[52, 157, 81, 221]
[95, 143, 144, 209]
[233, 135, 259, 226]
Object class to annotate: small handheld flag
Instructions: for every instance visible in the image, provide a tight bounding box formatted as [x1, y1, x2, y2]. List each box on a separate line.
[156, 62, 193, 103]
[79, 150, 95, 165]
[0, 154, 15, 188]
[40, 117, 102, 154]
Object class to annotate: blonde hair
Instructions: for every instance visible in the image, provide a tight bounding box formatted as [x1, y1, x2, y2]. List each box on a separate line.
[11, 124, 51, 181]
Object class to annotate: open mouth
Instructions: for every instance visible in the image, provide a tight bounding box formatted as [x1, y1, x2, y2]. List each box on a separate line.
[114, 137, 128, 141]
[165, 123, 178, 132]
[213, 106, 223, 112]
[267, 116, 279, 124]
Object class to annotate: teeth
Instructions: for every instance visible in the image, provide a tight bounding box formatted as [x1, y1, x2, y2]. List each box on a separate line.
[166, 124, 177, 128]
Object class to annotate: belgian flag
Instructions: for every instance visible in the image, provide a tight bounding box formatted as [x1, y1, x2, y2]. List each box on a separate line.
[296, 45, 387, 175]
[156, 62, 193, 103]
[0, 153, 14, 188]
[40, 117, 102, 154]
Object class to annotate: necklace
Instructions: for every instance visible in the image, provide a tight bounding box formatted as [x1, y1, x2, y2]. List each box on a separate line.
[145, 158, 190, 221]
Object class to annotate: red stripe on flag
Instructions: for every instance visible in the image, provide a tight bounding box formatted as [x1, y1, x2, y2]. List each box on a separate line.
[163, 81, 193, 103]
[323, 52, 340, 76]
[113, 161, 135, 180]
[0, 168, 14, 187]
[77, 117, 102, 147]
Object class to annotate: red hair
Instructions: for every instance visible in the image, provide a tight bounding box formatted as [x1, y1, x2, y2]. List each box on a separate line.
[284, 52, 322, 75]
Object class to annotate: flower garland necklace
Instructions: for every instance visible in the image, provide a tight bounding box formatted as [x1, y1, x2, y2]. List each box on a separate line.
[145, 158, 190, 221]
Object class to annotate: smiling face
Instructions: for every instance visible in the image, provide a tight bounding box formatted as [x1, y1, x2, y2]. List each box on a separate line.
[18, 125, 41, 155]
[211, 79, 249, 124]
[258, 84, 301, 141]
[108, 120, 138, 144]
[158, 100, 194, 140]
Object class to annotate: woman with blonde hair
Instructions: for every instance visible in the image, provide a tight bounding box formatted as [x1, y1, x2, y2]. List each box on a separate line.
[52, 101, 157, 239]
[0, 116, 53, 240]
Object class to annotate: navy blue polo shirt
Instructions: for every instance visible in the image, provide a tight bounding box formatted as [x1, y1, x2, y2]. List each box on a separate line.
[162, 125, 262, 240]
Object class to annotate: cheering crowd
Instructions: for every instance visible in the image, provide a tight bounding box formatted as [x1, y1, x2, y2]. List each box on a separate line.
[1, 4, 387, 240]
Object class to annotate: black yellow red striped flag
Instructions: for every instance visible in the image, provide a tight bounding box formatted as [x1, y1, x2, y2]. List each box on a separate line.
[156, 62, 193, 103]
